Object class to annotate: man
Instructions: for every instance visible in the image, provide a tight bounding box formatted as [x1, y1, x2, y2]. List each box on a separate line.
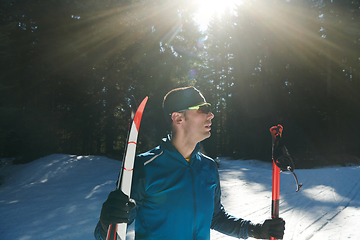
[95, 87, 285, 240]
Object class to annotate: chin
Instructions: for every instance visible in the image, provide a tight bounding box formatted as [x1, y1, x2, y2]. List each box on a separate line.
[204, 132, 211, 139]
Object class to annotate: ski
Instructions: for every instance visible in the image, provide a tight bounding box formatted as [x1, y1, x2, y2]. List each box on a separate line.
[269, 124, 302, 240]
[106, 96, 148, 240]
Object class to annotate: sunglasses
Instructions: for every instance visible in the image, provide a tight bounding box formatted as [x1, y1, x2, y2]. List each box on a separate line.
[172, 103, 212, 115]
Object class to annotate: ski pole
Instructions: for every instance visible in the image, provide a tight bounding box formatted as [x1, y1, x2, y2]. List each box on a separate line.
[269, 124, 302, 240]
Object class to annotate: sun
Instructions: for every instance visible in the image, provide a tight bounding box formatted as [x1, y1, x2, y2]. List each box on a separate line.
[193, 0, 242, 30]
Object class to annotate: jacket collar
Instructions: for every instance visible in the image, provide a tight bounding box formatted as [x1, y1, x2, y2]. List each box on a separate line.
[161, 135, 201, 162]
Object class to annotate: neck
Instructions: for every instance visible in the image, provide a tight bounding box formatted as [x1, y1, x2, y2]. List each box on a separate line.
[171, 132, 198, 159]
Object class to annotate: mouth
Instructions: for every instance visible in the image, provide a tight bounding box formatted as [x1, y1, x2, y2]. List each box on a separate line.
[205, 123, 212, 130]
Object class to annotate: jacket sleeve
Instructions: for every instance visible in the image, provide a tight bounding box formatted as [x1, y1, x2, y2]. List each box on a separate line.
[210, 167, 251, 239]
[129, 156, 147, 224]
[94, 221, 103, 240]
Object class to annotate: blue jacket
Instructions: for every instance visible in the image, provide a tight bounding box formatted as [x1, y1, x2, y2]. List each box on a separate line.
[129, 137, 251, 239]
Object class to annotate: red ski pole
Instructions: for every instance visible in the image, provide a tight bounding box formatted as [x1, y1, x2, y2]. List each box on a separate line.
[269, 125, 302, 240]
[270, 125, 282, 240]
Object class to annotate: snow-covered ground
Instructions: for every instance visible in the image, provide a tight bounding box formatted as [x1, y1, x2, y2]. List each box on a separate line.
[0, 154, 359, 240]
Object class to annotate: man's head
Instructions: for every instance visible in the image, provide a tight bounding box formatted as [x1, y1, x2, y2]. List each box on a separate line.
[163, 86, 214, 145]
[162, 87, 209, 124]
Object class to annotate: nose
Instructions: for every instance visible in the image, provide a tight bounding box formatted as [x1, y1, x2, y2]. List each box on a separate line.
[207, 111, 214, 120]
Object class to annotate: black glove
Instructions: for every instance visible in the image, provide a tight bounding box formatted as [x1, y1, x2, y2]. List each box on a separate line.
[100, 189, 136, 226]
[248, 218, 285, 239]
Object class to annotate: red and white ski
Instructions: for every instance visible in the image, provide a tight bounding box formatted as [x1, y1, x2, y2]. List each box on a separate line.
[106, 96, 148, 240]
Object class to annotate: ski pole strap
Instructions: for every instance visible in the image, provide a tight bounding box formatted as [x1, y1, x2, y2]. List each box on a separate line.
[270, 124, 303, 192]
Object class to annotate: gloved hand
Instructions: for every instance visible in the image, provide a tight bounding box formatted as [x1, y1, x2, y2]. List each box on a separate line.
[100, 189, 136, 226]
[248, 218, 285, 239]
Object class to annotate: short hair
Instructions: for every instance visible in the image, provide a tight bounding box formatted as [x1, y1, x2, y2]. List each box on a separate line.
[162, 87, 207, 124]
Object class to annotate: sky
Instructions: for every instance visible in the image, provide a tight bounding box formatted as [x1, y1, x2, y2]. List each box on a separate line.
[193, 0, 241, 30]
[0, 154, 359, 240]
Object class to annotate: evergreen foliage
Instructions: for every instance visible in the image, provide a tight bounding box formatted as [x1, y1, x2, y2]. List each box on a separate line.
[0, 0, 359, 167]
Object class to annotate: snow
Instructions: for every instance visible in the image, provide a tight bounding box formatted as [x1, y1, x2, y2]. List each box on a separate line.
[0, 154, 359, 240]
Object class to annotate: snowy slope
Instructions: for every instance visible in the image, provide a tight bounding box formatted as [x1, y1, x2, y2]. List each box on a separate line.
[211, 159, 360, 240]
[0, 154, 359, 240]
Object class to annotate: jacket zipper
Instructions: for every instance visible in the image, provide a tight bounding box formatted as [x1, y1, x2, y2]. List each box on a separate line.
[190, 164, 197, 240]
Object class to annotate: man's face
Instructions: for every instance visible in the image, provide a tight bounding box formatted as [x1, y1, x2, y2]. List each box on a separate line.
[182, 104, 214, 143]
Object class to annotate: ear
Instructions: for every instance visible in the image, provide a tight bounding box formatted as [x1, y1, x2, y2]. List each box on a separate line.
[170, 112, 184, 125]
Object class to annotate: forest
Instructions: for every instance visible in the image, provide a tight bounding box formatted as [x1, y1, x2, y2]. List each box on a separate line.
[1, 0, 359, 168]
